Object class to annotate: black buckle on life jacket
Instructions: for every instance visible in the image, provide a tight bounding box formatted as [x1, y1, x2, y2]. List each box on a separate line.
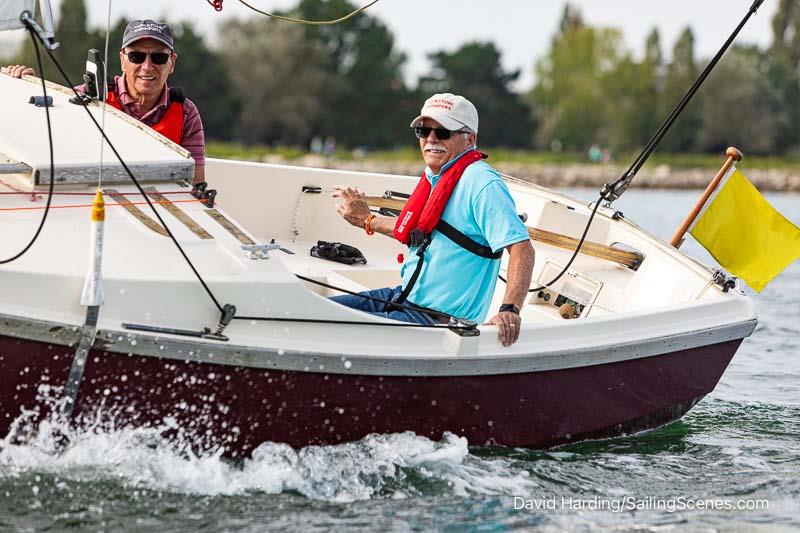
[409, 228, 428, 249]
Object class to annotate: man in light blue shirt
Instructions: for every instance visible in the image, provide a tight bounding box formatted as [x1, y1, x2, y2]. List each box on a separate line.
[332, 93, 534, 346]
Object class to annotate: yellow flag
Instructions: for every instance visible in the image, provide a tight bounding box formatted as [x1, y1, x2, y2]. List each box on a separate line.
[690, 169, 800, 292]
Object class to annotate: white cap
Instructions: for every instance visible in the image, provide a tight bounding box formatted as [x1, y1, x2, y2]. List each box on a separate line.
[410, 93, 479, 133]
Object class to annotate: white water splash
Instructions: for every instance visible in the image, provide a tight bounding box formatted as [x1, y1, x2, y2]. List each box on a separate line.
[0, 386, 538, 502]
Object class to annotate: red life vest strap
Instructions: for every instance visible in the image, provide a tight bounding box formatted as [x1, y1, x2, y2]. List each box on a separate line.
[390, 150, 501, 309]
[104, 88, 185, 145]
[393, 149, 485, 244]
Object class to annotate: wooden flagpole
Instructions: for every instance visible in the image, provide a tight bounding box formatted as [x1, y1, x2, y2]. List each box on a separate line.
[669, 146, 743, 249]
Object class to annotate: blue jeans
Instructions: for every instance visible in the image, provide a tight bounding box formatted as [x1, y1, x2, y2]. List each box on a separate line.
[330, 286, 436, 325]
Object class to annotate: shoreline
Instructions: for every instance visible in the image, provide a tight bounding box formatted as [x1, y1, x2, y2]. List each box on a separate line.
[257, 155, 800, 192]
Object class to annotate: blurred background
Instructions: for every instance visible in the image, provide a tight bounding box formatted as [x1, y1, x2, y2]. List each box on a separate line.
[2, 0, 799, 175]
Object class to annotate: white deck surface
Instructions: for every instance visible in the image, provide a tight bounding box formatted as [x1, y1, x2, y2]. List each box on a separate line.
[0, 73, 193, 184]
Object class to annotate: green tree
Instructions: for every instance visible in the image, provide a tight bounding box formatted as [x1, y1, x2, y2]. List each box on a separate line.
[697, 46, 784, 155]
[10, 14, 43, 78]
[295, 0, 411, 148]
[11, 0, 92, 84]
[88, 19, 126, 78]
[167, 22, 239, 141]
[420, 41, 534, 148]
[532, 18, 626, 151]
[218, 17, 331, 145]
[559, 4, 584, 34]
[771, 0, 800, 67]
[658, 27, 701, 152]
[604, 28, 662, 152]
[645, 27, 663, 67]
[602, 57, 655, 152]
[769, 0, 800, 151]
[53, 0, 91, 85]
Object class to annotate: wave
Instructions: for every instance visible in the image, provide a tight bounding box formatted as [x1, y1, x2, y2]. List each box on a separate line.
[0, 386, 537, 502]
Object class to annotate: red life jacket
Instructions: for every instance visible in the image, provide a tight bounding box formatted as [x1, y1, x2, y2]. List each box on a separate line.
[391, 149, 502, 308]
[394, 149, 485, 244]
[105, 87, 185, 145]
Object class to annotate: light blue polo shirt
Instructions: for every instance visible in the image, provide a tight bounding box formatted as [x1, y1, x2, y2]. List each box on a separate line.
[400, 150, 530, 322]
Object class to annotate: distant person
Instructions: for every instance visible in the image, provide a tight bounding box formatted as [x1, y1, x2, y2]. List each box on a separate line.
[310, 135, 323, 154]
[323, 136, 337, 159]
[1, 20, 206, 184]
[331, 93, 535, 346]
[588, 144, 602, 163]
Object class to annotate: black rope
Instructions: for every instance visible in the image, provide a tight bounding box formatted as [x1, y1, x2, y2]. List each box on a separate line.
[0, 29, 56, 265]
[295, 274, 399, 308]
[41, 47, 224, 314]
[527, 197, 603, 292]
[263, 274, 464, 329]
[233, 314, 467, 329]
[24, 47, 467, 329]
[509, 0, 764, 294]
[605, 0, 765, 201]
[495, 196, 603, 293]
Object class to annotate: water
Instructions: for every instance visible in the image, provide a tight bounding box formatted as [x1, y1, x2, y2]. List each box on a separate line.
[2, 188, 799, 531]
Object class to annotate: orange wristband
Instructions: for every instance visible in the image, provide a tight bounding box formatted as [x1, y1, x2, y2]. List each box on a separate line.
[364, 213, 376, 235]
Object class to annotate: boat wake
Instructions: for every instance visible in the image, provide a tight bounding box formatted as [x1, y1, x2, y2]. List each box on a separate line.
[0, 385, 538, 502]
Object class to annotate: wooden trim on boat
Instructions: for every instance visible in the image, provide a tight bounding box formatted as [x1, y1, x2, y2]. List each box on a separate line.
[367, 195, 643, 269]
[143, 186, 213, 239]
[104, 189, 168, 237]
[204, 208, 256, 245]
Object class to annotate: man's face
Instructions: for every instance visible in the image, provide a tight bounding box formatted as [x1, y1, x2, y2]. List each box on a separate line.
[119, 38, 176, 101]
[417, 118, 476, 174]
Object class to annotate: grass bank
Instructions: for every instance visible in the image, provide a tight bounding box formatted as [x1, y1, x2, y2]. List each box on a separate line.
[206, 142, 800, 171]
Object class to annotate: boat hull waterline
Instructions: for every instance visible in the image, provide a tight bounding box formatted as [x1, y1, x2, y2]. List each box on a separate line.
[1, 324, 750, 456]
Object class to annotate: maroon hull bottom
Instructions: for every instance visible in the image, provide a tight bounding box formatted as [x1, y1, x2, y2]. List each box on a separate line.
[0, 335, 741, 456]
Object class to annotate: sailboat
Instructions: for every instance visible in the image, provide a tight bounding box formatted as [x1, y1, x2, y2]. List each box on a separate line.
[0, 0, 760, 457]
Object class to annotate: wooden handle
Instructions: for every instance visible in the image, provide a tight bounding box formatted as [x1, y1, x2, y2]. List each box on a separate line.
[669, 147, 743, 248]
[366, 196, 643, 269]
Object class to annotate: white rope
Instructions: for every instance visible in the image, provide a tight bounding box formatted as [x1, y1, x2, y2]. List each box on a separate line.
[290, 187, 335, 242]
[97, 0, 113, 188]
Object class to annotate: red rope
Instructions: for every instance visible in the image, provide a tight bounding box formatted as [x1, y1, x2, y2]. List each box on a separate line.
[0, 190, 194, 196]
[0, 198, 203, 212]
[0, 179, 41, 201]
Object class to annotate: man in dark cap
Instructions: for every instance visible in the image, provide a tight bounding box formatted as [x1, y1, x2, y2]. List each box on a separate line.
[2, 20, 206, 184]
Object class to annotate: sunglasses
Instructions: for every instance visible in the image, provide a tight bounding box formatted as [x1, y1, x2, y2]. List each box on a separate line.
[125, 51, 171, 65]
[413, 125, 469, 140]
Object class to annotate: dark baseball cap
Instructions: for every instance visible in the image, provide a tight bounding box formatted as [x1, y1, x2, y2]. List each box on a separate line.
[121, 20, 174, 50]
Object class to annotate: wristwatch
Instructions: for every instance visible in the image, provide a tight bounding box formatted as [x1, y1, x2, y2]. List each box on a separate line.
[499, 303, 520, 315]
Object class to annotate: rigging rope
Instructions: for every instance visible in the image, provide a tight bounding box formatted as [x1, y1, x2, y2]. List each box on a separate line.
[0, 31, 56, 265]
[34, 47, 469, 331]
[235, 0, 381, 25]
[97, 0, 113, 189]
[16, 0, 760, 331]
[42, 50, 226, 314]
[0, 190, 195, 196]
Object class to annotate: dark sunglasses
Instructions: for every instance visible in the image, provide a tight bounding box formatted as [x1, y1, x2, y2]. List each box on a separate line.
[413, 125, 468, 140]
[125, 51, 171, 65]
